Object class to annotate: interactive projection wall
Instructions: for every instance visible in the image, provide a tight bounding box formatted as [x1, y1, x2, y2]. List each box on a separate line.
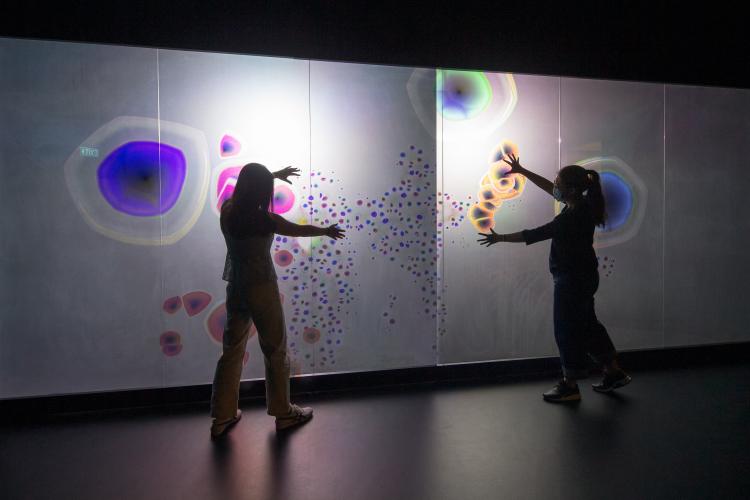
[1, 37, 749, 399]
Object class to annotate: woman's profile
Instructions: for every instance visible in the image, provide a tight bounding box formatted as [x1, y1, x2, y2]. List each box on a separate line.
[210, 163, 345, 438]
[478, 153, 631, 402]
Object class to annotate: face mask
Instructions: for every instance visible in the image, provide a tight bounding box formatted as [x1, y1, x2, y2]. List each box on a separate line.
[553, 186, 564, 202]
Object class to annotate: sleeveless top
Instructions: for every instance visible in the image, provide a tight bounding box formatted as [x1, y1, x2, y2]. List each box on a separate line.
[221, 229, 277, 287]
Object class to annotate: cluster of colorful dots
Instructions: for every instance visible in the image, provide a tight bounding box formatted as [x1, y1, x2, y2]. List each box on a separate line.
[160, 291, 212, 358]
[468, 139, 527, 231]
[598, 255, 616, 278]
[383, 293, 398, 325]
[213, 133, 295, 215]
[163, 291, 212, 317]
[271, 145, 439, 368]
[159, 290, 250, 367]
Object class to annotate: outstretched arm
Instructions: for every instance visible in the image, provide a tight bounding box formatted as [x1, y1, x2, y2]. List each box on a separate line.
[269, 213, 345, 239]
[478, 220, 555, 247]
[477, 229, 526, 247]
[503, 153, 554, 197]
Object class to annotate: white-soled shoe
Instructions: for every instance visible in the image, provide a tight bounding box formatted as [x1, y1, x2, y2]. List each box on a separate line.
[210, 409, 242, 439]
[275, 404, 313, 431]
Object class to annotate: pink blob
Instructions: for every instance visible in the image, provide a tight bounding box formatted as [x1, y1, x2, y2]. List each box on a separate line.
[206, 302, 227, 345]
[274, 250, 293, 267]
[217, 166, 243, 197]
[162, 296, 182, 314]
[216, 184, 235, 212]
[183, 291, 212, 317]
[243, 351, 250, 366]
[220, 134, 242, 158]
[271, 185, 295, 214]
[160, 331, 181, 346]
[249, 323, 257, 338]
[215, 166, 242, 212]
[162, 344, 183, 357]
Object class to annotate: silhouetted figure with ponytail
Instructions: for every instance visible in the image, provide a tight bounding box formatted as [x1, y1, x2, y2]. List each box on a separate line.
[478, 154, 631, 402]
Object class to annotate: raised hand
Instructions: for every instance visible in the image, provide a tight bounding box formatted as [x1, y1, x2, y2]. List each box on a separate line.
[274, 166, 301, 184]
[502, 153, 524, 175]
[325, 224, 346, 240]
[477, 228, 501, 247]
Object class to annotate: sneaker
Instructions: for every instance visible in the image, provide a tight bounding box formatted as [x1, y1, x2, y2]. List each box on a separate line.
[543, 379, 581, 403]
[275, 404, 313, 431]
[210, 409, 242, 439]
[592, 370, 632, 393]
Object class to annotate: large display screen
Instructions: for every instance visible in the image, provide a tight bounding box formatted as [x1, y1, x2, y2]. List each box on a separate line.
[1, 37, 748, 398]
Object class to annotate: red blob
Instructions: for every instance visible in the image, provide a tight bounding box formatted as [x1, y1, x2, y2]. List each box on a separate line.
[274, 250, 293, 267]
[160, 331, 182, 346]
[303, 327, 321, 344]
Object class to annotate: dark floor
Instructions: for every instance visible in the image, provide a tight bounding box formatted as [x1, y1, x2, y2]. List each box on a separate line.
[2, 364, 749, 500]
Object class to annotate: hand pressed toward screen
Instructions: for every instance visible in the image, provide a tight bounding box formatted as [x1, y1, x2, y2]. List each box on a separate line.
[274, 166, 301, 184]
[477, 228, 501, 247]
[502, 153, 524, 175]
[326, 224, 346, 240]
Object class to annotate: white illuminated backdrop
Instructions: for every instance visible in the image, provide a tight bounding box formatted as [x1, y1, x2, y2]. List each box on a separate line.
[1, 36, 749, 398]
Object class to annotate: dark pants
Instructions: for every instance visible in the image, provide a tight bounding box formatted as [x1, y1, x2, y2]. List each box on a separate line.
[553, 272, 617, 379]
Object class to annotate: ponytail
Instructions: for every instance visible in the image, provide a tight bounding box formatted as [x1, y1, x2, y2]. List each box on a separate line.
[584, 169, 607, 227]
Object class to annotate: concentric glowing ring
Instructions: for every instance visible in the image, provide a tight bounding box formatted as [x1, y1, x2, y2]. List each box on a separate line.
[554, 157, 647, 249]
[63, 116, 209, 245]
[437, 70, 492, 120]
[468, 201, 496, 231]
[408, 69, 517, 140]
[97, 141, 186, 216]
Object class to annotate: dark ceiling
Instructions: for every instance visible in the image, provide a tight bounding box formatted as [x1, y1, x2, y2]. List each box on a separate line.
[2, 0, 748, 89]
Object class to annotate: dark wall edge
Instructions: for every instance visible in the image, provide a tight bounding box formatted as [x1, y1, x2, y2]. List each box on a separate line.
[2, 342, 748, 423]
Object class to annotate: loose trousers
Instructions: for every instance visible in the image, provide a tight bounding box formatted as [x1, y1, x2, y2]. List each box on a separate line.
[210, 280, 292, 422]
[553, 272, 617, 379]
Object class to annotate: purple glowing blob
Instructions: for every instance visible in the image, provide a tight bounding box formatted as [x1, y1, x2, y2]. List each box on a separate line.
[97, 141, 186, 217]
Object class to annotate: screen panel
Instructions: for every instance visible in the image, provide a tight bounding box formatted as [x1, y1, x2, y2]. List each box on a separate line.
[664, 85, 750, 346]
[439, 72, 560, 364]
[0, 39, 162, 397]
[155, 49, 313, 385]
[560, 77, 665, 351]
[308, 61, 438, 373]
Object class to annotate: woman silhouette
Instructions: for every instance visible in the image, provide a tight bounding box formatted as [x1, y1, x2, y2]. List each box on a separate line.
[478, 154, 631, 402]
[210, 163, 345, 438]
